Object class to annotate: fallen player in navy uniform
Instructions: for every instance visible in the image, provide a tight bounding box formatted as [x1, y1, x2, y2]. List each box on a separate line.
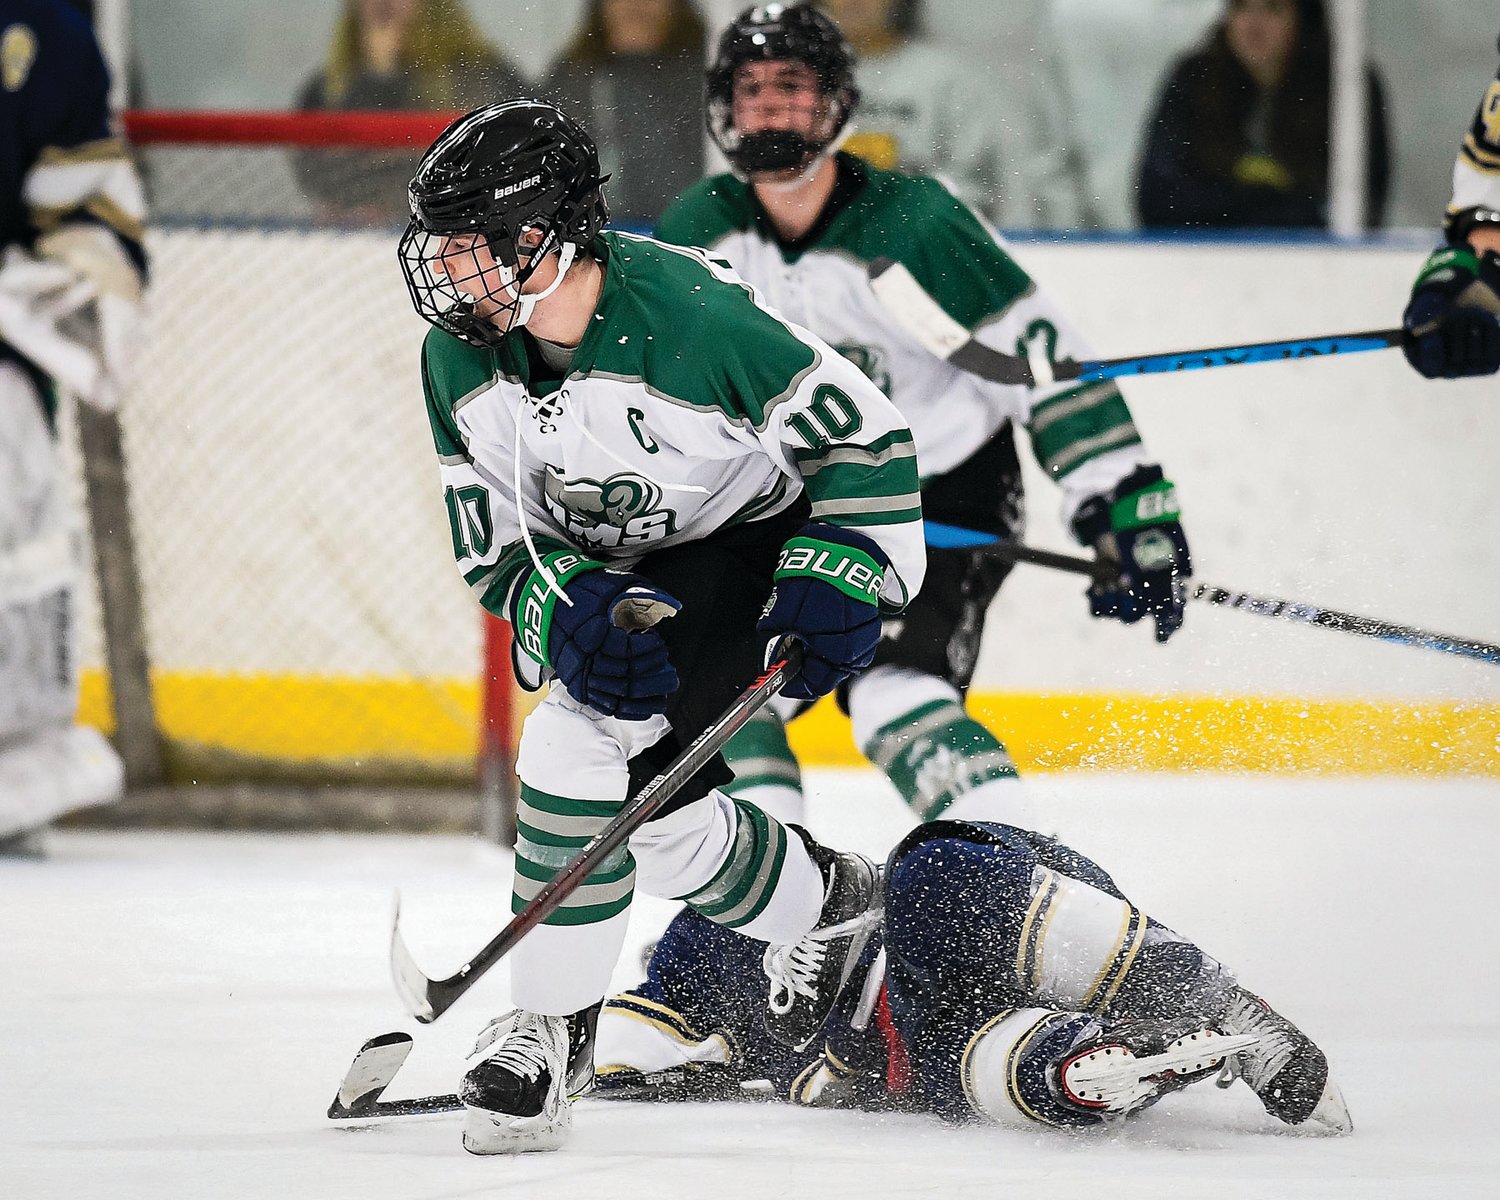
[594, 819, 1351, 1136]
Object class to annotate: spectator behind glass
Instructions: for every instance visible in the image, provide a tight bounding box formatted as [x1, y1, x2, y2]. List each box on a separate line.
[1136, 0, 1389, 230]
[541, 0, 706, 226]
[819, 0, 1089, 228]
[295, 0, 524, 226]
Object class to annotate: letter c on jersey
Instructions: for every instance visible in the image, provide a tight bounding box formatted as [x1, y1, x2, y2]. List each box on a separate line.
[627, 408, 659, 454]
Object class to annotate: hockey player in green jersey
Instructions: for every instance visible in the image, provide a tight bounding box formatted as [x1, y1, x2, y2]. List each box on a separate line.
[399, 99, 926, 1155]
[656, 3, 1192, 833]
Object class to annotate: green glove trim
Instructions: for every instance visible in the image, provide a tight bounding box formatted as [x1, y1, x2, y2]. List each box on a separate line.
[1412, 246, 1480, 291]
[513, 550, 607, 667]
[1108, 479, 1182, 532]
[773, 535, 885, 605]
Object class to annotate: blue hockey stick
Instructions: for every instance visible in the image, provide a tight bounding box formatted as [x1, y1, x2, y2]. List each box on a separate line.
[867, 257, 1402, 387]
[926, 521, 1500, 667]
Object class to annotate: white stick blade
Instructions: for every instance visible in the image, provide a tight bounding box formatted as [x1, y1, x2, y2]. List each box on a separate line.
[867, 258, 972, 359]
[389, 893, 437, 1022]
[335, 1032, 414, 1110]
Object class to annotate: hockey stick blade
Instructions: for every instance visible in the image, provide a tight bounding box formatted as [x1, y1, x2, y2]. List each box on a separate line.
[867, 257, 1400, 386]
[390, 893, 444, 1023]
[388, 645, 805, 1024]
[328, 1091, 463, 1120]
[327, 1031, 463, 1120]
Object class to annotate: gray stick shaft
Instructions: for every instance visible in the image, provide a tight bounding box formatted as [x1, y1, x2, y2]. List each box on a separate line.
[77, 402, 165, 786]
[969, 539, 1500, 666]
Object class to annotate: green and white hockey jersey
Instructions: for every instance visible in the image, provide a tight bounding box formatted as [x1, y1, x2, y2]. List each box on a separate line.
[655, 155, 1153, 532]
[421, 230, 926, 622]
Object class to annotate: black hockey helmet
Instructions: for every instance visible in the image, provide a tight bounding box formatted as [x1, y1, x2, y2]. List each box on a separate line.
[706, 3, 859, 177]
[398, 100, 609, 345]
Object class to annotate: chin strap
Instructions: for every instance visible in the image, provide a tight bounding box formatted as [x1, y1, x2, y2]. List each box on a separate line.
[511, 242, 578, 329]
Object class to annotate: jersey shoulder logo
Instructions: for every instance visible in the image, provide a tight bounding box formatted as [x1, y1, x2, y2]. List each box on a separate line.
[543, 468, 677, 549]
[2, 24, 37, 92]
[832, 341, 891, 396]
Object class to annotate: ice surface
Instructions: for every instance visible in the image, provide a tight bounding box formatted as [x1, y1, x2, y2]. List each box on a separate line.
[3, 771, 1496, 1199]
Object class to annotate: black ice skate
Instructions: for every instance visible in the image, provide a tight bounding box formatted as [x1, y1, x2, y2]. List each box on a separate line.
[1056, 1015, 1262, 1118]
[1214, 986, 1352, 1134]
[460, 1003, 599, 1154]
[762, 832, 881, 1051]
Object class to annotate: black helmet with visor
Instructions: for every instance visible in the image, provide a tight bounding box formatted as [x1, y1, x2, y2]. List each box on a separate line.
[399, 100, 609, 346]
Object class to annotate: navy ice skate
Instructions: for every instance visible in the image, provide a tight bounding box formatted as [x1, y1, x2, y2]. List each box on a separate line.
[1214, 987, 1352, 1134]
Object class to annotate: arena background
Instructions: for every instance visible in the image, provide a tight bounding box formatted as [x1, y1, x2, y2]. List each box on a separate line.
[69, 234, 1500, 782]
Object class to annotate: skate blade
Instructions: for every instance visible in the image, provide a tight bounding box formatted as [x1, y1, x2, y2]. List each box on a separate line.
[1290, 1078, 1353, 1137]
[461, 1104, 571, 1155]
[1064, 1031, 1261, 1111]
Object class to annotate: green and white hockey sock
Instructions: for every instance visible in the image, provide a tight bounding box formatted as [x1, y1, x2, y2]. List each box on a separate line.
[634, 790, 822, 945]
[849, 667, 1037, 829]
[721, 704, 806, 826]
[510, 781, 637, 1014]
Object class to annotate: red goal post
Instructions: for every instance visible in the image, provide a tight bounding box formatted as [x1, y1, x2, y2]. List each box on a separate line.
[100, 108, 519, 834]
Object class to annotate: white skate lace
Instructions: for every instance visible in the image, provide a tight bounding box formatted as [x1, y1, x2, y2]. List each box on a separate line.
[763, 909, 883, 1015]
[1215, 992, 1295, 1092]
[470, 1009, 569, 1102]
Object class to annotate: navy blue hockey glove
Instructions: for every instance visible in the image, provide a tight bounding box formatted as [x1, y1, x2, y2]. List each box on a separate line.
[1071, 467, 1191, 645]
[510, 550, 681, 720]
[1402, 244, 1500, 379]
[757, 523, 887, 702]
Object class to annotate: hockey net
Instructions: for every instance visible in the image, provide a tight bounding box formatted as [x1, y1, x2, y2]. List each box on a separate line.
[77, 110, 517, 807]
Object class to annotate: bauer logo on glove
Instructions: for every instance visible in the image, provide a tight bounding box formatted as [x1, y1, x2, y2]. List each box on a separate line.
[774, 537, 886, 602]
[1072, 467, 1192, 645]
[507, 549, 682, 720]
[758, 524, 889, 701]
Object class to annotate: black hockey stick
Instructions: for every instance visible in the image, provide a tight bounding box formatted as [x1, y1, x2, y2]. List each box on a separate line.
[327, 1032, 461, 1120]
[867, 257, 1401, 387]
[390, 642, 806, 1024]
[927, 521, 1500, 666]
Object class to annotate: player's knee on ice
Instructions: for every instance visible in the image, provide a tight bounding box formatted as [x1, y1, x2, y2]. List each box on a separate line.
[595, 906, 816, 1094]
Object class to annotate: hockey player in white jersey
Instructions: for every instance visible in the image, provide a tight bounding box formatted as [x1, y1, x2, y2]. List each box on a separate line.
[0, 0, 144, 851]
[656, 4, 1191, 833]
[1402, 34, 1500, 379]
[400, 99, 927, 1154]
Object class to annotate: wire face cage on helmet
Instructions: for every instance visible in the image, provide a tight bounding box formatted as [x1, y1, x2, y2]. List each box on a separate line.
[706, 3, 860, 177]
[398, 100, 609, 346]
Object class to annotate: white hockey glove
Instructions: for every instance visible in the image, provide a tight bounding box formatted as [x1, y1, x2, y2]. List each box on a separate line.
[0, 225, 145, 412]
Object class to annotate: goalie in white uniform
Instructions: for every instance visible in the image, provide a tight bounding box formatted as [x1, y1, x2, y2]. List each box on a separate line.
[401, 99, 928, 1155]
[656, 4, 1191, 835]
[0, 0, 144, 851]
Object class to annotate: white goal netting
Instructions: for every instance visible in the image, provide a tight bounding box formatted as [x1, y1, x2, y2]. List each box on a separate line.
[74, 115, 490, 782]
